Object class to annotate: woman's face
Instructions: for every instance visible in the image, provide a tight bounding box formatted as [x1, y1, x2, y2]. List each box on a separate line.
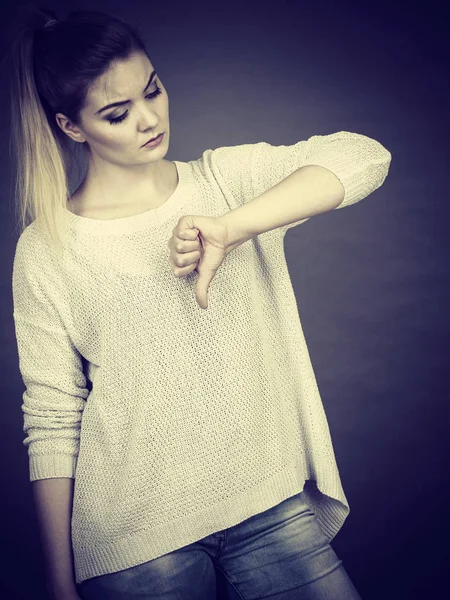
[57, 51, 170, 165]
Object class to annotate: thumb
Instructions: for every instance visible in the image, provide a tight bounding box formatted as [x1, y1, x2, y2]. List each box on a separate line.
[195, 272, 213, 310]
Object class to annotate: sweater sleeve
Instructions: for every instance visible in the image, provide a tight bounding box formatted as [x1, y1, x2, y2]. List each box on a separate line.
[208, 130, 392, 234]
[12, 229, 89, 481]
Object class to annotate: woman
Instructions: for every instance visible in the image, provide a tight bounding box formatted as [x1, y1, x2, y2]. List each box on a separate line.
[9, 6, 391, 600]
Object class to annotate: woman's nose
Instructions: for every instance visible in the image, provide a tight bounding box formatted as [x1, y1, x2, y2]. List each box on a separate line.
[138, 106, 159, 128]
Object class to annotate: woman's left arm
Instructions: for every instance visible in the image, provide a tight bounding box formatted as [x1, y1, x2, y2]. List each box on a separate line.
[215, 164, 345, 251]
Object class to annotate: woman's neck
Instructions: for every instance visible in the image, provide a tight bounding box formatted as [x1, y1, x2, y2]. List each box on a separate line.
[68, 159, 178, 219]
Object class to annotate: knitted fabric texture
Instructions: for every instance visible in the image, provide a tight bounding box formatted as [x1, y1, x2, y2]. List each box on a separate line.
[12, 130, 392, 584]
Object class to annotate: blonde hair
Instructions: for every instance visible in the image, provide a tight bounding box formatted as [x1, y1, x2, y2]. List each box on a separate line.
[7, 5, 150, 261]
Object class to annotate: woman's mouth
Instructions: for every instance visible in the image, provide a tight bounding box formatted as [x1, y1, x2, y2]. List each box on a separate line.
[143, 133, 165, 148]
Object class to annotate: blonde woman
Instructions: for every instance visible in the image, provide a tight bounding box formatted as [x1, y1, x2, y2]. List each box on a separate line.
[9, 6, 391, 600]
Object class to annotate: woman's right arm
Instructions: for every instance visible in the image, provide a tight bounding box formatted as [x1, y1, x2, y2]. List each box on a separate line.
[13, 235, 89, 598]
[32, 477, 81, 598]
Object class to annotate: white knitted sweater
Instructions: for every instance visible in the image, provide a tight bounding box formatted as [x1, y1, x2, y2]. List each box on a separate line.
[12, 131, 391, 584]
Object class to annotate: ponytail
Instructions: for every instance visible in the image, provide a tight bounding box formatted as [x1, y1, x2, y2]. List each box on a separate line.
[9, 7, 70, 261]
[7, 5, 149, 261]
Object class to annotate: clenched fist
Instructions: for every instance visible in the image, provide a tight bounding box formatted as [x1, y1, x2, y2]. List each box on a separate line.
[168, 215, 232, 310]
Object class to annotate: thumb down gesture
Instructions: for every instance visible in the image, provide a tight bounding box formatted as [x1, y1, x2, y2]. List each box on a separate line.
[168, 215, 232, 310]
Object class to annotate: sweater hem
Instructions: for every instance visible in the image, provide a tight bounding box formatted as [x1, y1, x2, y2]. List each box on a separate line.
[74, 462, 350, 585]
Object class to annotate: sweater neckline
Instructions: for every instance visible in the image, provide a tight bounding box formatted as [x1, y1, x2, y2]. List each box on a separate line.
[62, 160, 191, 235]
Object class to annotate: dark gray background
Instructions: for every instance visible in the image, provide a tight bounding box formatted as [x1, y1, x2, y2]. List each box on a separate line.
[1, 1, 449, 598]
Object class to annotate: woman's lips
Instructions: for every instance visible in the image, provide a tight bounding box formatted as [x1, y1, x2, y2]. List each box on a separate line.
[143, 133, 164, 147]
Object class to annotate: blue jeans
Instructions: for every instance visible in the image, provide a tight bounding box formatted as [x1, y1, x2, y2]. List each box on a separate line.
[77, 490, 362, 599]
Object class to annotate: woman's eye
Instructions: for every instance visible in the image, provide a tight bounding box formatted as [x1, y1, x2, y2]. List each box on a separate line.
[108, 84, 163, 125]
[108, 113, 127, 125]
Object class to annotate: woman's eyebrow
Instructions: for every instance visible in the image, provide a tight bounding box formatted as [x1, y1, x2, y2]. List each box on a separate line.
[96, 70, 157, 114]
